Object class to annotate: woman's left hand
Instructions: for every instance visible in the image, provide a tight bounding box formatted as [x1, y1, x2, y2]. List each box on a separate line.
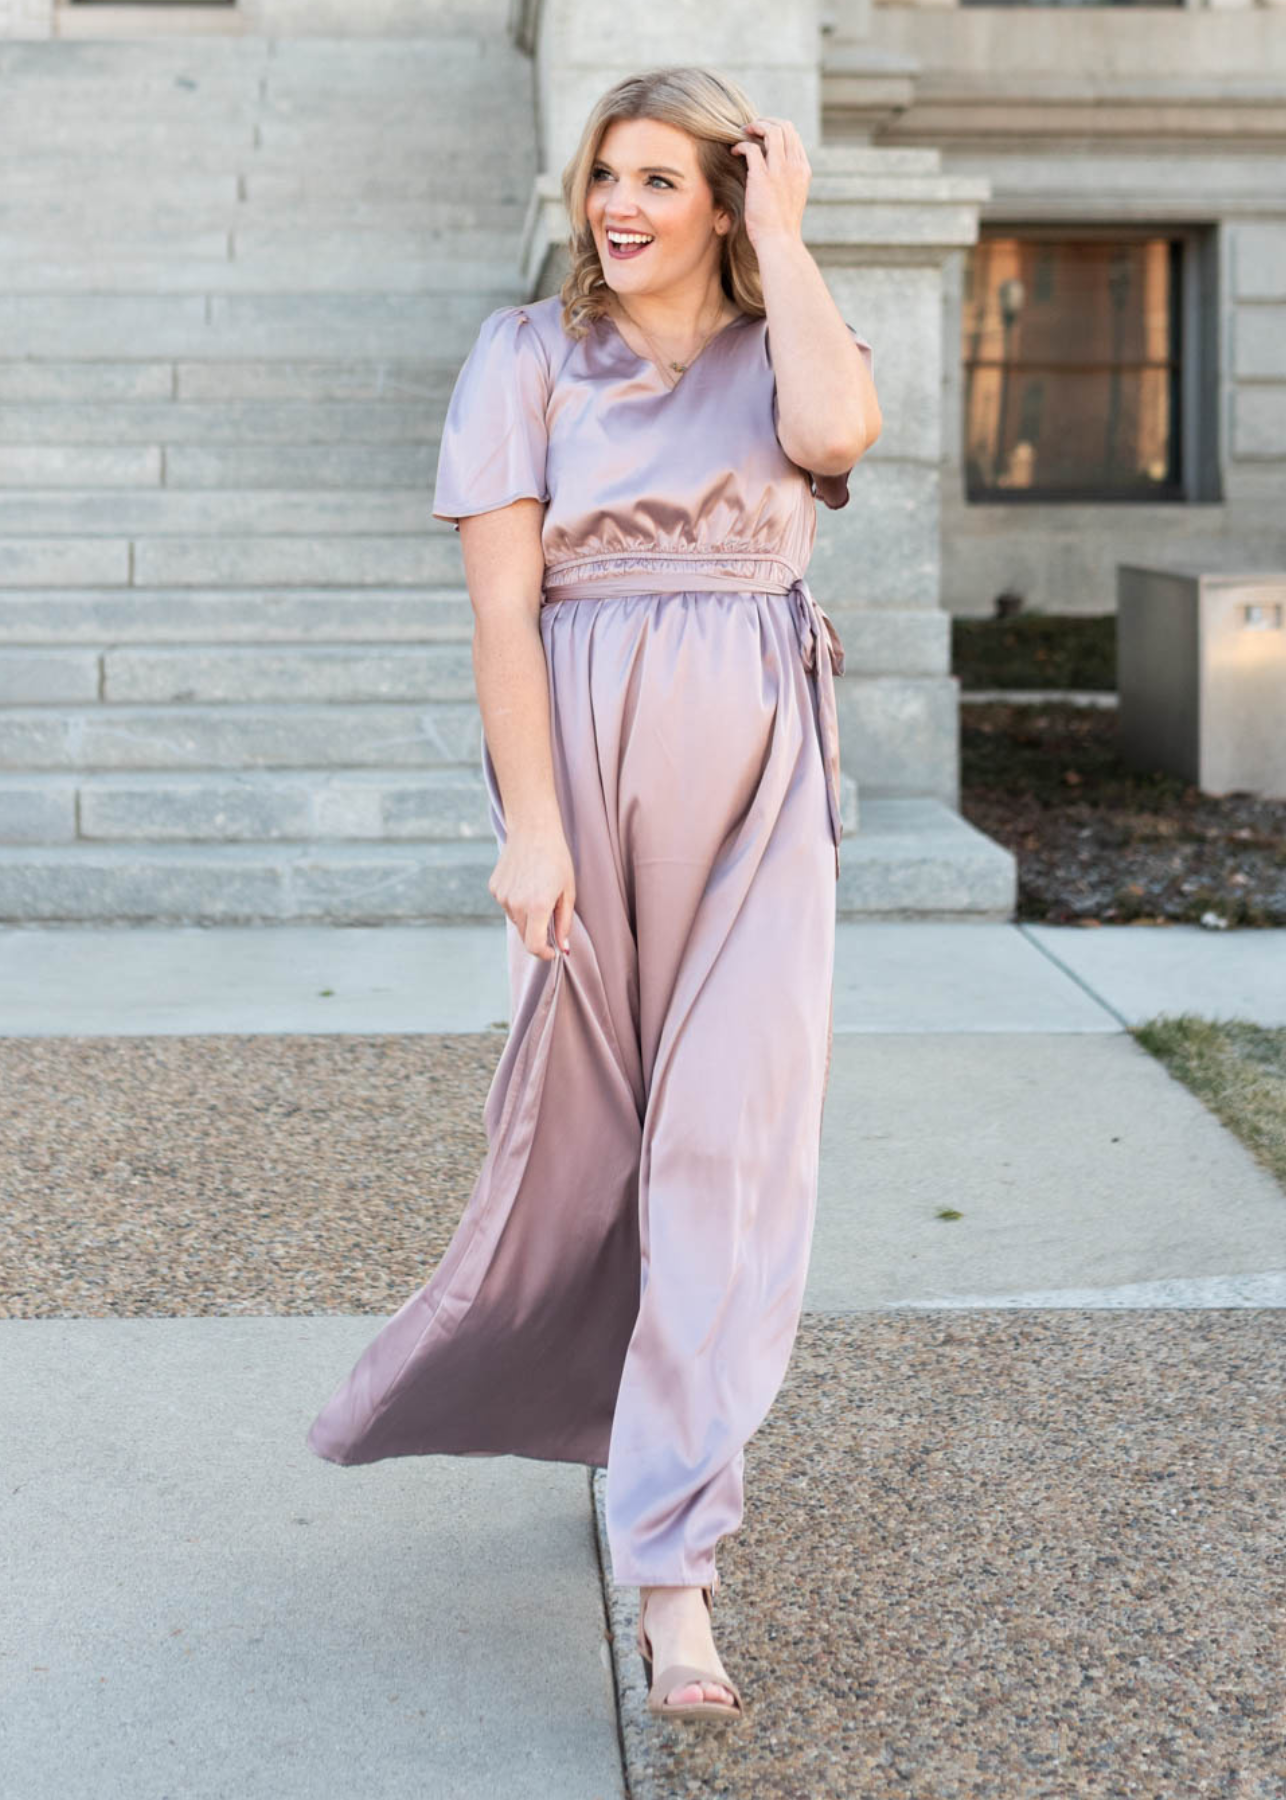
[729, 116, 810, 249]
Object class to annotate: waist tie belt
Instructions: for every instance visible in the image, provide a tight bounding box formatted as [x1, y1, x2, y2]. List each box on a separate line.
[541, 570, 847, 878]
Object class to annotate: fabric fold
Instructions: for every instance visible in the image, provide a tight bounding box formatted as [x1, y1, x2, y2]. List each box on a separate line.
[786, 576, 848, 878]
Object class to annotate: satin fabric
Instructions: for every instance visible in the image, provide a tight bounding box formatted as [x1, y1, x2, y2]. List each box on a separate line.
[305, 293, 872, 1588]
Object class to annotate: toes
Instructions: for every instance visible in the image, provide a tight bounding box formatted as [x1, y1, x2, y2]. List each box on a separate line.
[664, 1680, 735, 1708]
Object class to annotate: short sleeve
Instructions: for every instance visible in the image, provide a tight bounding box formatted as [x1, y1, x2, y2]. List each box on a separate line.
[431, 305, 551, 531]
[772, 320, 874, 513]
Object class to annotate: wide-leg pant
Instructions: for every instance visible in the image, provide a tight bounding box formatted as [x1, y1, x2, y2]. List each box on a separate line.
[305, 582, 841, 1590]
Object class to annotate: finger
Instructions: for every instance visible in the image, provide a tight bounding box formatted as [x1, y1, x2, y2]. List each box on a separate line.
[553, 890, 574, 955]
[522, 921, 554, 964]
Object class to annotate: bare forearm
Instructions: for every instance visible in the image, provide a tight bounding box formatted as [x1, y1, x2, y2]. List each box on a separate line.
[472, 613, 564, 835]
[756, 233, 880, 470]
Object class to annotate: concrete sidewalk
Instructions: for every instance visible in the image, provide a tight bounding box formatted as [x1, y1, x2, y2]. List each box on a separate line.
[3, 918, 1285, 1036]
[3, 921, 1283, 1798]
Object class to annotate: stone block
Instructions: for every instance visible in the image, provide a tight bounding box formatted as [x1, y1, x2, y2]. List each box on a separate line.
[0, 538, 128, 585]
[1231, 221, 1286, 301]
[809, 462, 941, 610]
[102, 644, 475, 705]
[0, 490, 432, 536]
[836, 674, 960, 803]
[0, 703, 484, 771]
[1234, 305, 1286, 380]
[836, 797, 1015, 921]
[1232, 387, 1286, 458]
[0, 362, 173, 402]
[133, 536, 457, 588]
[0, 445, 161, 488]
[0, 648, 98, 704]
[0, 777, 74, 844]
[165, 445, 435, 490]
[0, 589, 472, 644]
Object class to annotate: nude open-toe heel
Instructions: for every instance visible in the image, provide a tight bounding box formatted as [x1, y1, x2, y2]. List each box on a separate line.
[636, 1583, 746, 1724]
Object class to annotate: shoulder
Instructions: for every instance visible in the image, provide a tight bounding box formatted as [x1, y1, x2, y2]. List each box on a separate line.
[479, 294, 563, 359]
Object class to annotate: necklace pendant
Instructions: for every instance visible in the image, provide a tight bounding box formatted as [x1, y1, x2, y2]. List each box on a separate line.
[670, 360, 687, 372]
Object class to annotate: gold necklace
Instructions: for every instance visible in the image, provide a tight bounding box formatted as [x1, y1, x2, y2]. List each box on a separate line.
[612, 294, 734, 382]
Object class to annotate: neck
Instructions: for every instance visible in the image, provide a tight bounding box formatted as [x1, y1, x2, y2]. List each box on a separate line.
[609, 275, 732, 342]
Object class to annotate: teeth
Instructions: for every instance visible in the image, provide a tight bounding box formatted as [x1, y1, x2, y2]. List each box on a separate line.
[608, 231, 653, 245]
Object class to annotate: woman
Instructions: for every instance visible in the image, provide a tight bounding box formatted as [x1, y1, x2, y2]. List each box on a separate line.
[306, 64, 880, 1725]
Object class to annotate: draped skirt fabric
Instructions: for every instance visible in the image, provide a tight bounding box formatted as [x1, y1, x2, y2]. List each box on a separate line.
[305, 584, 840, 1589]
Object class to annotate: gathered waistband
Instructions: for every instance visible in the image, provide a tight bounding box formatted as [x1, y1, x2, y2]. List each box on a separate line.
[542, 552, 802, 603]
[542, 566, 848, 878]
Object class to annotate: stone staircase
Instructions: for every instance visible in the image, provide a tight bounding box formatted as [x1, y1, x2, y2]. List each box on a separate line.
[0, 23, 1014, 923]
[0, 26, 529, 923]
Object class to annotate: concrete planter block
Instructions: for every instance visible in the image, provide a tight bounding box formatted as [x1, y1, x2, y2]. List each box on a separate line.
[1117, 560, 1286, 798]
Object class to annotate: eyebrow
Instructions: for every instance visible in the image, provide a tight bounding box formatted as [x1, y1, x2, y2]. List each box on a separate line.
[593, 159, 686, 177]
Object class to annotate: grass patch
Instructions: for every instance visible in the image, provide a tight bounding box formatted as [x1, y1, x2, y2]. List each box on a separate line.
[1132, 1016, 1286, 1194]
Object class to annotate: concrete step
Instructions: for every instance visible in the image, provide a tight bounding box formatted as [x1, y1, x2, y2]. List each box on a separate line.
[239, 173, 532, 208]
[165, 444, 439, 488]
[0, 399, 444, 443]
[0, 444, 439, 489]
[0, 291, 518, 357]
[0, 177, 241, 212]
[0, 798, 1010, 925]
[0, 536, 462, 587]
[0, 41, 269, 79]
[0, 447, 163, 489]
[0, 124, 257, 158]
[836, 798, 1016, 920]
[0, 588, 473, 642]
[0, 766, 860, 846]
[0, 701, 484, 770]
[0, 89, 520, 137]
[0, 31, 500, 81]
[4, 643, 476, 705]
[0, 490, 442, 535]
[0, 598, 946, 689]
[0, 143, 532, 183]
[0, 251, 519, 295]
[0, 768, 495, 844]
[0, 839, 501, 924]
[1, 642, 477, 705]
[0, 225, 521, 261]
[0, 360, 455, 404]
[0, 196, 531, 232]
[136, 535, 465, 587]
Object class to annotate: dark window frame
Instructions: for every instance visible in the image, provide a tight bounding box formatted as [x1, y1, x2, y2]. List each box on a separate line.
[963, 221, 1214, 508]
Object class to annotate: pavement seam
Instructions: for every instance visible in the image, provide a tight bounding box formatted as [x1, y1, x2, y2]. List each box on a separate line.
[1016, 922, 1134, 1029]
[588, 1462, 636, 1799]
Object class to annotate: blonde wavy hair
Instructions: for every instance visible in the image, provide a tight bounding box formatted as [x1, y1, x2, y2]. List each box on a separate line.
[558, 65, 766, 340]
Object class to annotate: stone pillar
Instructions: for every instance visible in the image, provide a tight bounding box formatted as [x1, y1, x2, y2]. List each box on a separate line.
[518, 0, 990, 806]
[529, 0, 825, 167]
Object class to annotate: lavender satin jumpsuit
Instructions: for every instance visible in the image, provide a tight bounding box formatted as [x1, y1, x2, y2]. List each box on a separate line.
[305, 293, 873, 1590]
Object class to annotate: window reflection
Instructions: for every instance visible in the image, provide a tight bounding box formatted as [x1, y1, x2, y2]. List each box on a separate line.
[963, 236, 1182, 502]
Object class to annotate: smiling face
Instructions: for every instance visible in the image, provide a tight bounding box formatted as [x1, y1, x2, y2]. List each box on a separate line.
[586, 116, 732, 305]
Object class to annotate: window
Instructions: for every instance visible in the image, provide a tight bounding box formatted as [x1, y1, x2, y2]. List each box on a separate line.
[963, 232, 1191, 504]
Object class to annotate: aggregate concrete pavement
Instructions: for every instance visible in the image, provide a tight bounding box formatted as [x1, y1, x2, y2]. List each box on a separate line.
[3, 920, 1283, 1798]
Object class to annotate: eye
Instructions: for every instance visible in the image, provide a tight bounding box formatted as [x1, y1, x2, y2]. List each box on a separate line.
[590, 167, 672, 188]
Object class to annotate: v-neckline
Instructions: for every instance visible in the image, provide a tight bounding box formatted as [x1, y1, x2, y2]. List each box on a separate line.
[600, 306, 751, 389]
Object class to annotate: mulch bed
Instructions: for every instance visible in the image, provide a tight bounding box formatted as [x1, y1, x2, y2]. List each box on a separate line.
[960, 701, 1286, 927]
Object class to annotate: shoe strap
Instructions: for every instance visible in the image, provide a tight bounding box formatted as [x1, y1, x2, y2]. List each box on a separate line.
[650, 1662, 743, 1711]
